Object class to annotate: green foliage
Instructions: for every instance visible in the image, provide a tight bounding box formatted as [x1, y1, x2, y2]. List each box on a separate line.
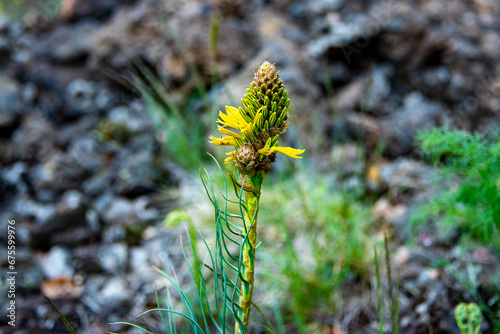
[129, 63, 209, 169]
[44, 296, 77, 334]
[113, 157, 270, 333]
[374, 235, 400, 334]
[412, 127, 500, 251]
[1, 0, 61, 20]
[446, 253, 500, 332]
[259, 173, 375, 331]
[455, 302, 483, 334]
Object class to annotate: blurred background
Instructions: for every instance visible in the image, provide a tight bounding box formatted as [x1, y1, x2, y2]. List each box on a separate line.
[0, 0, 499, 333]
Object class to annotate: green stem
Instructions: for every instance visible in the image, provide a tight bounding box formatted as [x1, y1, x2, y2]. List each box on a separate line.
[235, 173, 263, 334]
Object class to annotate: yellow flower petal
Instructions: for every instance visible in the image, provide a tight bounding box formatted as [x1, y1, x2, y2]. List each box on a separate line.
[218, 105, 253, 134]
[235, 113, 252, 133]
[209, 135, 236, 146]
[217, 110, 239, 129]
[225, 106, 240, 118]
[257, 147, 271, 155]
[224, 151, 236, 163]
[239, 122, 253, 134]
[217, 125, 243, 140]
[228, 106, 248, 128]
[270, 146, 305, 159]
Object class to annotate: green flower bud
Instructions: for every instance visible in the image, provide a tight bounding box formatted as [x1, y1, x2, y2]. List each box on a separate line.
[210, 61, 303, 177]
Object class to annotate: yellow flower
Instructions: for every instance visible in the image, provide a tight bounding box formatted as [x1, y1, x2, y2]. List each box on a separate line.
[258, 146, 305, 159]
[271, 146, 305, 158]
[217, 125, 243, 140]
[209, 61, 304, 175]
[217, 106, 250, 130]
[217, 110, 239, 129]
[225, 151, 236, 163]
[209, 135, 237, 146]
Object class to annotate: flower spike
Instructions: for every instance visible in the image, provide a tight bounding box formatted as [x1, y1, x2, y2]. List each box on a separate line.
[210, 61, 304, 176]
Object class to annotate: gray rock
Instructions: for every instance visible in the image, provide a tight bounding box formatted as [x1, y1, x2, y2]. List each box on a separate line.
[1, 161, 29, 195]
[82, 275, 107, 308]
[129, 247, 151, 275]
[89, 277, 130, 306]
[65, 79, 96, 113]
[65, 79, 112, 115]
[59, 189, 87, 211]
[32, 137, 101, 193]
[56, 115, 100, 147]
[365, 64, 394, 114]
[95, 87, 115, 111]
[19, 266, 44, 290]
[0, 34, 10, 52]
[102, 225, 127, 244]
[473, 0, 500, 15]
[450, 38, 480, 60]
[0, 75, 23, 115]
[330, 143, 365, 177]
[32, 21, 99, 64]
[59, 0, 127, 21]
[381, 92, 446, 157]
[72, 245, 101, 274]
[89, 0, 260, 83]
[134, 196, 160, 223]
[114, 146, 156, 197]
[309, 13, 377, 57]
[323, 62, 351, 84]
[379, 158, 434, 190]
[12, 114, 57, 162]
[12, 196, 56, 224]
[0, 75, 24, 131]
[21, 82, 37, 105]
[85, 209, 101, 233]
[0, 139, 18, 165]
[334, 77, 366, 112]
[25, 190, 89, 248]
[93, 192, 114, 215]
[98, 243, 128, 274]
[40, 246, 74, 279]
[0, 14, 10, 32]
[31, 158, 61, 193]
[108, 105, 152, 134]
[82, 170, 114, 197]
[65, 136, 102, 172]
[308, 0, 344, 13]
[102, 197, 135, 225]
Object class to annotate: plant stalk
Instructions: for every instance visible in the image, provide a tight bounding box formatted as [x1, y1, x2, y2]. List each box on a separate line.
[235, 174, 263, 334]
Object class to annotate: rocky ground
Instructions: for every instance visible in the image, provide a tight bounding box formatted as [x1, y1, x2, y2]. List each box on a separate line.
[0, 0, 499, 333]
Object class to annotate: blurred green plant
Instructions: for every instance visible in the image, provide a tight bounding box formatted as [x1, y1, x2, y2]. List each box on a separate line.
[455, 302, 483, 334]
[163, 209, 202, 303]
[1, 1, 42, 20]
[374, 235, 400, 334]
[411, 127, 500, 251]
[446, 256, 500, 332]
[128, 61, 208, 169]
[259, 173, 374, 331]
[44, 296, 77, 334]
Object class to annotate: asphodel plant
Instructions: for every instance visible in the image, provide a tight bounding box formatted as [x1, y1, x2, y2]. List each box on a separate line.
[210, 61, 304, 333]
[113, 61, 303, 334]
